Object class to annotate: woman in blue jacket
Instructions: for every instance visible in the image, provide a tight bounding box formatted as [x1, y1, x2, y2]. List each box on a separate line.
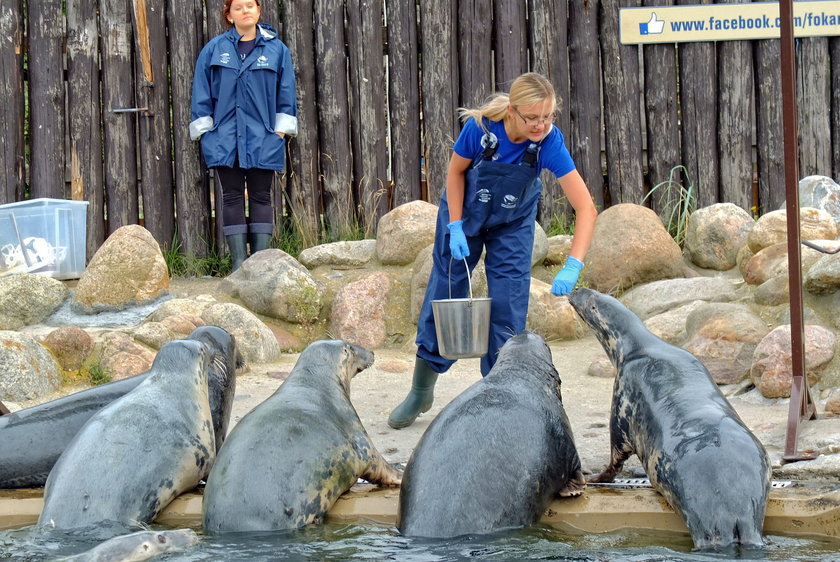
[389, 72, 597, 429]
[190, 0, 297, 271]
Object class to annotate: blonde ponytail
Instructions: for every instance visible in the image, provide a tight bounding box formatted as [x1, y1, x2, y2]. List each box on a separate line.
[458, 73, 557, 132]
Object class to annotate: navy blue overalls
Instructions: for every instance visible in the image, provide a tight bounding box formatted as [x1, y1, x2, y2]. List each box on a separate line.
[416, 129, 542, 376]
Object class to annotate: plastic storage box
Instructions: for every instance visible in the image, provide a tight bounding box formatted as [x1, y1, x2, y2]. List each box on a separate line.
[0, 198, 89, 279]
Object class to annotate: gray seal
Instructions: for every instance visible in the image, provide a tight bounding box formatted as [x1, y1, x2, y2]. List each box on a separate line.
[0, 326, 240, 489]
[60, 529, 199, 561]
[202, 339, 402, 533]
[568, 287, 770, 551]
[38, 339, 216, 530]
[397, 331, 585, 538]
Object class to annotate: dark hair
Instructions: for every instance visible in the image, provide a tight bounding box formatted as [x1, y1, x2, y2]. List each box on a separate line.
[222, 0, 261, 29]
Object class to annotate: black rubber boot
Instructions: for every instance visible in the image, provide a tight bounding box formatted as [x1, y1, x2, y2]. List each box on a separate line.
[249, 232, 272, 255]
[388, 357, 439, 429]
[226, 233, 248, 272]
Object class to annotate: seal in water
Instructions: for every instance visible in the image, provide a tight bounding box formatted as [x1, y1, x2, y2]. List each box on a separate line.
[38, 339, 216, 529]
[202, 339, 402, 533]
[397, 331, 585, 538]
[60, 528, 199, 562]
[568, 287, 771, 551]
[0, 326, 241, 489]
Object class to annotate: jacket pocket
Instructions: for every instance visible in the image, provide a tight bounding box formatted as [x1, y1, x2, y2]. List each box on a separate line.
[257, 131, 285, 170]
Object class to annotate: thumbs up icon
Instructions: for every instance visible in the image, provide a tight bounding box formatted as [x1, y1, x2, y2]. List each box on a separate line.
[639, 13, 665, 35]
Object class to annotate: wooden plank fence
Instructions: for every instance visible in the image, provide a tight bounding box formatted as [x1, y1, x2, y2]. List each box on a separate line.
[1, 0, 839, 261]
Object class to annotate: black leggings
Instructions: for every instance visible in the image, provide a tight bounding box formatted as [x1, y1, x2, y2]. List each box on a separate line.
[216, 164, 275, 236]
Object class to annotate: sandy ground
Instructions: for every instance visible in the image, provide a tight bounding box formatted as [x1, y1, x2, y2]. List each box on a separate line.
[237, 335, 840, 481]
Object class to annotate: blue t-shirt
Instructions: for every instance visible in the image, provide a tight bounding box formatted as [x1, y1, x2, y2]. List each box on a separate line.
[452, 118, 576, 178]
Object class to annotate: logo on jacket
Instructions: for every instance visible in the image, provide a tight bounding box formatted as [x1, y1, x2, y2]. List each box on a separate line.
[477, 189, 491, 204]
[219, 52, 231, 65]
[256, 55, 269, 67]
[501, 194, 518, 209]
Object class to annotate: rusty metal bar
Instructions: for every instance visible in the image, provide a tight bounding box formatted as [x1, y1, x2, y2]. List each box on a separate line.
[780, 0, 818, 463]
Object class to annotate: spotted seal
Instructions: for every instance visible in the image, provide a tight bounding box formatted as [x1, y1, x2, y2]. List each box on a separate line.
[60, 529, 199, 561]
[568, 287, 770, 551]
[202, 339, 402, 533]
[0, 326, 240, 489]
[38, 339, 216, 529]
[397, 331, 585, 538]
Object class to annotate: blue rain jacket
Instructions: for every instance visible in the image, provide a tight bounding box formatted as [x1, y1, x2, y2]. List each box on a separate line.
[190, 24, 297, 171]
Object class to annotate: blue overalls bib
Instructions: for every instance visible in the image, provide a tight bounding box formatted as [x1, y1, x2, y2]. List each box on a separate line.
[416, 130, 543, 376]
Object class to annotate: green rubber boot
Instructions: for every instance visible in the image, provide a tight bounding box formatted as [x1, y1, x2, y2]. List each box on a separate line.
[388, 357, 439, 429]
[249, 232, 272, 254]
[226, 233, 248, 272]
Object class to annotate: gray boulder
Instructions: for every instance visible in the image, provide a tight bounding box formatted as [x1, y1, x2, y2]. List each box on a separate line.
[330, 272, 391, 349]
[621, 277, 739, 320]
[298, 239, 377, 268]
[683, 203, 753, 271]
[375, 200, 439, 265]
[747, 207, 837, 253]
[643, 301, 705, 345]
[72, 225, 169, 313]
[797, 175, 840, 224]
[0, 273, 68, 329]
[201, 302, 280, 363]
[682, 303, 770, 385]
[581, 203, 684, 293]
[751, 325, 836, 398]
[220, 249, 322, 324]
[0, 331, 62, 401]
[526, 279, 585, 341]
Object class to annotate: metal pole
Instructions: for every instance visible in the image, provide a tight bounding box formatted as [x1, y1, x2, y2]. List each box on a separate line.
[779, 0, 817, 463]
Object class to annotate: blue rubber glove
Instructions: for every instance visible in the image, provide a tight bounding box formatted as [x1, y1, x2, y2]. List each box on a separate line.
[551, 256, 584, 296]
[447, 220, 470, 260]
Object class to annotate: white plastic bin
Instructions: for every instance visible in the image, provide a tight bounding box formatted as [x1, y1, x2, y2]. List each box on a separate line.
[0, 198, 89, 279]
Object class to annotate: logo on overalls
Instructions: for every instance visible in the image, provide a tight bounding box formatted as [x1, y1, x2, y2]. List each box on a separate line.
[502, 194, 518, 209]
[256, 55, 270, 67]
[220, 52, 231, 64]
[477, 189, 492, 203]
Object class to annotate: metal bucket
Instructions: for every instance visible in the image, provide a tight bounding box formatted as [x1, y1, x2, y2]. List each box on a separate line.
[431, 258, 492, 359]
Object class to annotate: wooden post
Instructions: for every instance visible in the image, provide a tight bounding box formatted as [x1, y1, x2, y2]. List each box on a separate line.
[283, 0, 322, 247]
[530, 0, 572, 221]
[795, 37, 832, 178]
[641, 0, 680, 214]
[346, 0, 390, 231]
[717, 1, 755, 211]
[600, 0, 644, 205]
[27, 0, 66, 199]
[168, 0, 211, 258]
[388, 0, 422, 205]
[314, 0, 354, 239]
[420, 0, 460, 201]
[492, 0, 527, 89]
[67, 0, 106, 260]
[754, 39, 786, 214]
[568, 0, 604, 209]
[133, 0, 175, 250]
[100, 0, 139, 234]
[0, 1, 25, 204]
[676, 0, 718, 207]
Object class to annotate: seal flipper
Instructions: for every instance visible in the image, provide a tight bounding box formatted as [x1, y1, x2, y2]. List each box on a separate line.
[559, 470, 586, 497]
[360, 448, 402, 487]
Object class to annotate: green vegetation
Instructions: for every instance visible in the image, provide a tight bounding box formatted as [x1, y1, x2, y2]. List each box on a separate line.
[641, 165, 697, 246]
[83, 356, 112, 386]
[163, 232, 230, 277]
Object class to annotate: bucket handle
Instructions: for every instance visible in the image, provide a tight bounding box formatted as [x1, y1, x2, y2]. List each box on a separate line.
[447, 256, 474, 301]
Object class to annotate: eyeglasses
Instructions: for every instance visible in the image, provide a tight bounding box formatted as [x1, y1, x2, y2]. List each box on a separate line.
[513, 107, 555, 126]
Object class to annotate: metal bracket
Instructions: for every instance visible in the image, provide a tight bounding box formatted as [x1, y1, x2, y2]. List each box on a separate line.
[110, 107, 154, 139]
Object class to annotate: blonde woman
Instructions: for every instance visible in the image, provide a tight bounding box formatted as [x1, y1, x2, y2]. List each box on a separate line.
[389, 72, 597, 429]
